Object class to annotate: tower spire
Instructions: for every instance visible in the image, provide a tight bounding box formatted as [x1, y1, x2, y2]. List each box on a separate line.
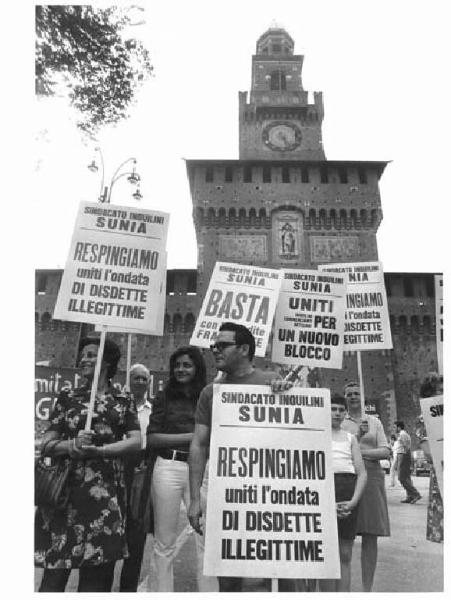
[240, 26, 325, 159]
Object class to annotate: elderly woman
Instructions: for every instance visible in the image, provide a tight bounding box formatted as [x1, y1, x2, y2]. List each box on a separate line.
[35, 336, 141, 592]
[120, 363, 154, 592]
[341, 381, 390, 592]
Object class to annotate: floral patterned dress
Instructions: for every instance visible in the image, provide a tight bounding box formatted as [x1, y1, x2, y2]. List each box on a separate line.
[415, 419, 444, 543]
[426, 467, 443, 543]
[35, 385, 140, 569]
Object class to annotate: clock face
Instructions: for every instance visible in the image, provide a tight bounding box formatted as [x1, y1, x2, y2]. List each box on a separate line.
[262, 121, 301, 152]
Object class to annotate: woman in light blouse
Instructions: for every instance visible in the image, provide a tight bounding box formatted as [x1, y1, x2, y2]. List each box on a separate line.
[342, 381, 390, 592]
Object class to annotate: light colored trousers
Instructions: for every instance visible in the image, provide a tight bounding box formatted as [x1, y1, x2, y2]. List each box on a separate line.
[389, 455, 398, 486]
[151, 456, 218, 592]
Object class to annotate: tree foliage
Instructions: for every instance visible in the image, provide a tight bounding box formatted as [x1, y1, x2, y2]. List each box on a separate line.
[36, 5, 153, 136]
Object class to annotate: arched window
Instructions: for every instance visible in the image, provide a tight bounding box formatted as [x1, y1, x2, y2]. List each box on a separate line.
[262, 166, 271, 183]
[164, 313, 171, 333]
[360, 209, 368, 227]
[184, 313, 196, 334]
[173, 314, 183, 334]
[207, 207, 216, 225]
[41, 312, 51, 330]
[340, 209, 347, 228]
[411, 315, 419, 334]
[422, 315, 432, 334]
[270, 70, 286, 91]
[309, 208, 316, 225]
[330, 209, 337, 228]
[218, 207, 227, 226]
[399, 315, 408, 334]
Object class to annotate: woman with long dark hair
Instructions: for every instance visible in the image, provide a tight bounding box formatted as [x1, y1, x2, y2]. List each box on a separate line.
[35, 336, 141, 592]
[147, 346, 217, 592]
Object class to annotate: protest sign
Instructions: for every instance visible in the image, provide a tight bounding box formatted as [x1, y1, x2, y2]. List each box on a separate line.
[95, 253, 167, 336]
[54, 202, 169, 332]
[190, 262, 282, 357]
[318, 261, 392, 351]
[434, 275, 443, 375]
[204, 385, 339, 579]
[271, 269, 346, 369]
[419, 395, 443, 497]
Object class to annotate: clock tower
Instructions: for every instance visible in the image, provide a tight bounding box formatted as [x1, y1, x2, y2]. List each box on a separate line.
[239, 26, 325, 160]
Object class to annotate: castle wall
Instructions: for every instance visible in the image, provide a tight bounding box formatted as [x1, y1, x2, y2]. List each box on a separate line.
[35, 269, 441, 442]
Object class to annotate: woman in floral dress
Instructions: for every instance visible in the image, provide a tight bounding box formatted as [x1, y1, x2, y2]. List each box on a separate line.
[35, 336, 141, 592]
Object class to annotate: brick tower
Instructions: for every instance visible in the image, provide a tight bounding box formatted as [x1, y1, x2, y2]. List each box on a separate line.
[239, 27, 325, 160]
[187, 26, 387, 291]
[186, 25, 396, 428]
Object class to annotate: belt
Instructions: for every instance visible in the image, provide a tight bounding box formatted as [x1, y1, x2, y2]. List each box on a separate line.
[157, 448, 189, 462]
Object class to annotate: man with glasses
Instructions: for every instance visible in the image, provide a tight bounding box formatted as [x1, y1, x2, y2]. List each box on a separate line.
[188, 322, 294, 592]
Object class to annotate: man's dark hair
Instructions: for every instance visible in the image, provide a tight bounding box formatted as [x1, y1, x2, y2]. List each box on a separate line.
[343, 381, 359, 394]
[79, 336, 121, 380]
[219, 322, 256, 360]
[395, 420, 405, 430]
[331, 393, 347, 408]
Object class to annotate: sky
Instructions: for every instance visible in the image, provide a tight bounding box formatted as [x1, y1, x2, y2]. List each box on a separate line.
[32, 0, 450, 274]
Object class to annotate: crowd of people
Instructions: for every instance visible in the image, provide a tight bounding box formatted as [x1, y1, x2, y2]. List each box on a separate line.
[35, 324, 443, 593]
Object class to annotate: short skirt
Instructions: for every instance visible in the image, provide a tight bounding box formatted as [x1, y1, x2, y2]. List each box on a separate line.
[355, 459, 390, 536]
[334, 472, 358, 540]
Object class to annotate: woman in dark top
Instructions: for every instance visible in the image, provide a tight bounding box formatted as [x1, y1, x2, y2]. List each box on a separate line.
[147, 346, 217, 592]
[35, 336, 141, 592]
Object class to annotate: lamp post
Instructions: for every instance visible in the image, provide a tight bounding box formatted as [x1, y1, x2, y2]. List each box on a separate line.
[88, 146, 143, 203]
[87, 146, 144, 388]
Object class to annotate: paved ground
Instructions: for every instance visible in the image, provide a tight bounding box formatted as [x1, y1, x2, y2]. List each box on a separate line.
[35, 474, 443, 592]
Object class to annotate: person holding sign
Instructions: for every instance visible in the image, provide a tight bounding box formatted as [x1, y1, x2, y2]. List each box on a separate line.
[319, 394, 367, 592]
[35, 337, 141, 592]
[417, 373, 444, 543]
[188, 322, 295, 592]
[147, 346, 218, 592]
[341, 382, 390, 592]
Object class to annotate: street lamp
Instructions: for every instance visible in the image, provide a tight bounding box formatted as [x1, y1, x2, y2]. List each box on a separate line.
[88, 147, 142, 204]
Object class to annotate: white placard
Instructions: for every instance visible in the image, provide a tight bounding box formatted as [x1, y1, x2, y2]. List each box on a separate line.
[95, 253, 167, 336]
[190, 262, 282, 357]
[54, 202, 169, 332]
[318, 261, 392, 351]
[419, 395, 444, 497]
[204, 385, 340, 579]
[434, 275, 443, 375]
[271, 269, 346, 369]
